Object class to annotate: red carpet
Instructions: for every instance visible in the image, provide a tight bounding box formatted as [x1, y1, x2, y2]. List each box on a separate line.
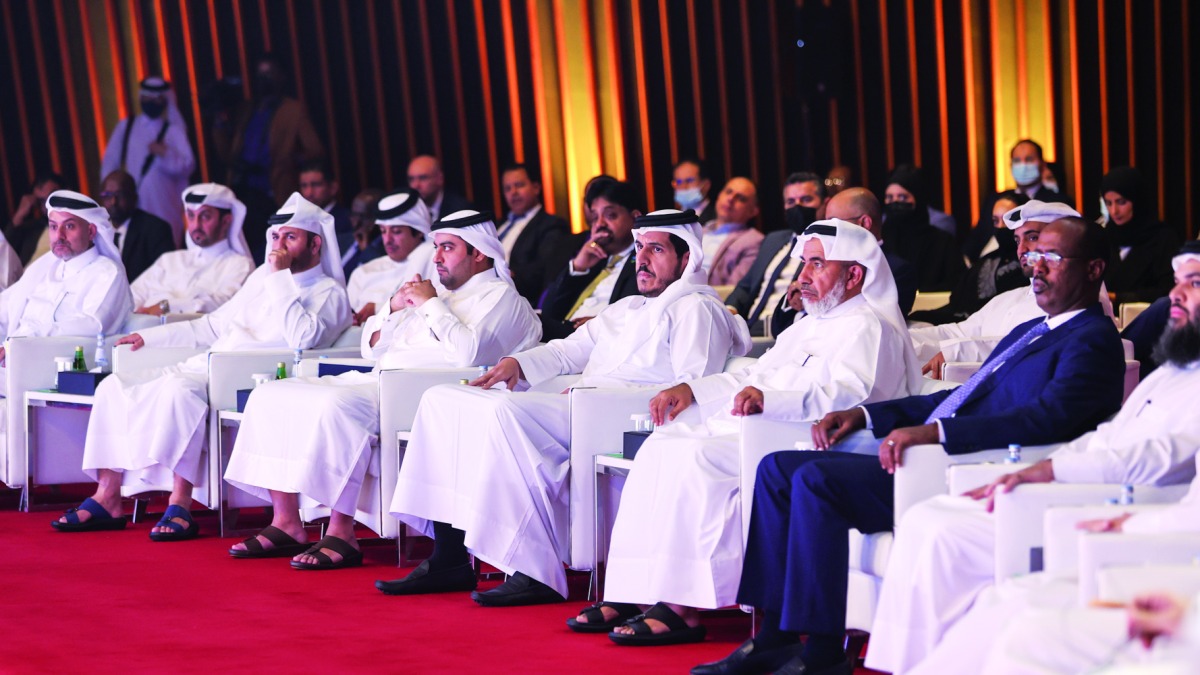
[0, 499, 883, 674]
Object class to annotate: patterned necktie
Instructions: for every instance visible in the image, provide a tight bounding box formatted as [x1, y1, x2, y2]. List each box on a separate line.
[566, 254, 622, 320]
[496, 213, 518, 242]
[924, 321, 1051, 423]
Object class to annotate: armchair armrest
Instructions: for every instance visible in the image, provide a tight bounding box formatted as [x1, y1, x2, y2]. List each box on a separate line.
[1041, 503, 1166, 578]
[738, 418, 819, 544]
[944, 445, 1057, 495]
[566, 386, 656, 570]
[940, 361, 983, 384]
[1084, 536, 1200, 604]
[993, 482, 1191, 582]
[112, 344, 206, 374]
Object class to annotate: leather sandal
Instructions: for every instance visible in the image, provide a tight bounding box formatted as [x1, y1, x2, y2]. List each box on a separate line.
[229, 525, 308, 559]
[566, 601, 642, 633]
[290, 535, 363, 570]
[608, 602, 706, 646]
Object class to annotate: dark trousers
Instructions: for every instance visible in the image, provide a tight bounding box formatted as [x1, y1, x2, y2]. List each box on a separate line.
[736, 451, 894, 635]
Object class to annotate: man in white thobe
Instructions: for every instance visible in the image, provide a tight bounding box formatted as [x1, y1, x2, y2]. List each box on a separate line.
[0, 230, 23, 291]
[223, 209, 541, 568]
[345, 191, 437, 325]
[864, 247, 1200, 674]
[99, 77, 196, 247]
[130, 183, 255, 315]
[378, 209, 751, 605]
[591, 220, 924, 645]
[913, 200, 1115, 376]
[52, 193, 351, 540]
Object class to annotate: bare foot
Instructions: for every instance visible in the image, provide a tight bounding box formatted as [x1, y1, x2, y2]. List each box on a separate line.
[228, 524, 308, 553]
[292, 535, 360, 566]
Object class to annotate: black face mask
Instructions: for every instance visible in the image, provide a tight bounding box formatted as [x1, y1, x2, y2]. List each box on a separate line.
[141, 100, 166, 119]
[883, 201, 918, 225]
[994, 226, 1019, 259]
[785, 205, 818, 234]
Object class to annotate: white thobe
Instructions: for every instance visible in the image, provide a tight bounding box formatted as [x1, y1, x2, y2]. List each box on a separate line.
[0, 231, 22, 291]
[603, 294, 918, 608]
[865, 363, 1200, 674]
[390, 291, 744, 597]
[222, 269, 541, 520]
[100, 113, 196, 246]
[345, 241, 435, 311]
[130, 241, 255, 313]
[81, 265, 351, 490]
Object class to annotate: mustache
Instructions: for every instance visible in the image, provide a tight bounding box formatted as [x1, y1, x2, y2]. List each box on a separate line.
[636, 264, 653, 277]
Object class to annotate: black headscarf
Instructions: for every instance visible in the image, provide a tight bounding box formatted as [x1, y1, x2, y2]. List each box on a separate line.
[882, 164, 932, 242]
[1101, 166, 1163, 247]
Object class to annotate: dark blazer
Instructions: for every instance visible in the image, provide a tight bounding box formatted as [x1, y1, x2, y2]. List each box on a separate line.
[434, 190, 474, 222]
[1121, 295, 1170, 379]
[697, 199, 717, 226]
[865, 304, 1125, 454]
[329, 203, 354, 261]
[507, 208, 571, 305]
[122, 209, 176, 283]
[725, 229, 795, 318]
[538, 234, 639, 341]
[1105, 225, 1182, 305]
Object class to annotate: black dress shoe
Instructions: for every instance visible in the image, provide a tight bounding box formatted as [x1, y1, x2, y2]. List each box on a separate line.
[470, 572, 565, 607]
[690, 639, 803, 675]
[375, 560, 476, 595]
[773, 655, 851, 675]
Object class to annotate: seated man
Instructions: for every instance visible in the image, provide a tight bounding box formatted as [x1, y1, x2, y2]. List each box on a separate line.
[579, 220, 923, 644]
[130, 183, 256, 315]
[703, 177, 763, 287]
[97, 170, 176, 283]
[51, 193, 351, 539]
[694, 217, 1127, 675]
[0, 190, 132, 360]
[866, 243, 1200, 674]
[378, 210, 751, 605]
[223, 209, 541, 568]
[345, 191, 436, 325]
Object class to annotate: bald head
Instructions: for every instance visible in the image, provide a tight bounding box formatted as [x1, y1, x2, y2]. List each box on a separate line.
[407, 155, 445, 205]
[825, 187, 883, 240]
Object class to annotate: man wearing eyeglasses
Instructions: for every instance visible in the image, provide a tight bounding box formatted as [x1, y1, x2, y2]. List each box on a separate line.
[694, 216, 1126, 675]
[671, 158, 716, 225]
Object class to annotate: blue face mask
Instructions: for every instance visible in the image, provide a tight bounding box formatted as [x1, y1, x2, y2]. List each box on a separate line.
[1011, 161, 1040, 186]
[674, 187, 704, 210]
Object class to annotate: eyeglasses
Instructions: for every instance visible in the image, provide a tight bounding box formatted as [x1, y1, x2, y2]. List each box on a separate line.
[824, 177, 845, 188]
[1021, 251, 1086, 268]
[672, 177, 699, 188]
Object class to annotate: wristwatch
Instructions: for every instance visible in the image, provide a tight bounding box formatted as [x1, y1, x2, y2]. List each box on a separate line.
[158, 300, 170, 314]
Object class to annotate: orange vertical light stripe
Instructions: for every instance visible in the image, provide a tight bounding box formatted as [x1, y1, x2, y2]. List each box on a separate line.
[78, 0, 108, 156]
[1153, 0, 1164, 219]
[52, 0, 89, 192]
[657, 0, 678, 164]
[206, 0, 223, 78]
[472, 0, 501, 213]
[284, 0, 306, 103]
[312, 0, 341, 172]
[151, 0, 172, 82]
[877, 0, 895, 170]
[500, 0, 525, 164]
[1124, 0, 1135, 162]
[526, 0, 557, 212]
[905, 0, 921, 165]
[417, 0, 443, 160]
[987, 0, 1004, 189]
[629, 0, 655, 210]
[338, 1, 367, 189]
[1067, 0, 1084, 210]
[1015, 0, 1029, 138]
[231, 0, 250, 99]
[444, 1, 474, 201]
[553, 0, 579, 222]
[177, 0, 209, 181]
[128, 0, 149, 82]
[599, 0, 627, 181]
[365, 1, 392, 188]
[961, 0, 981, 220]
[766, 0, 785, 184]
[1040, 0, 1055, 158]
[934, 0, 951, 213]
[850, 0, 868, 188]
[1183, 0, 1193, 236]
[103, 0, 129, 121]
[1097, 0, 1110, 171]
[29, 2, 63, 175]
[711, 0, 731, 179]
[257, 0, 271, 51]
[738, 0, 758, 185]
[391, 0, 417, 157]
[3, 1, 34, 179]
[685, 0, 704, 157]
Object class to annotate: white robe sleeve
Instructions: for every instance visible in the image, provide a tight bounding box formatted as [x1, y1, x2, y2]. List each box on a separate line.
[361, 303, 395, 359]
[54, 263, 131, 336]
[513, 322, 600, 386]
[180, 256, 255, 313]
[139, 312, 222, 348]
[414, 287, 536, 368]
[262, 270, 351, 349]
[664, 296, 737, 384]
[154, 122, 196, 177]
[687, 369, 750, 417]
[1123, 468, 1200, 535]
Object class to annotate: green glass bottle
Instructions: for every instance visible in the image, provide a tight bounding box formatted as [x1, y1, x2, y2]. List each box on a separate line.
[72, 346, 86, 372]
[275, 361, 287, 380]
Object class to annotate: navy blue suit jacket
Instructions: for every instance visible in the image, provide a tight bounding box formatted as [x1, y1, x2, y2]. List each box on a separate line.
[864, 303, 1125, 454]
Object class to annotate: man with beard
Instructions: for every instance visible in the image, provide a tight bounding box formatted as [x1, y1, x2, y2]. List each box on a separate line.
[344, 191, 436, 325]
[866, 241, 1200, 675]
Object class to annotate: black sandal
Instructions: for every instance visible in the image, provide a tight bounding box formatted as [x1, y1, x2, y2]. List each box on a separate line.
[608, 602, 707, 646]
[290, 535, 364, 570]
[229, 525, 308, 559]
[565, 601, 641, 633]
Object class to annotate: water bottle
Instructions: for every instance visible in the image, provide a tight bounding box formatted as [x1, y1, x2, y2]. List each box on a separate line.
[1005, 444, 1022, 464]
[71, 346, 86, 372]
[1118, 484, 1134, 505]
[275, 361, 288, 380]
[293, 348, 303, 368]
[93, 333, 109, 372]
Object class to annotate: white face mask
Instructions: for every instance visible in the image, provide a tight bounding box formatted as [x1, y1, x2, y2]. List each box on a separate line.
[1099, 196, 1109, 222]
[674, 187, 704, 211]
[1011, 161, 1041, 186]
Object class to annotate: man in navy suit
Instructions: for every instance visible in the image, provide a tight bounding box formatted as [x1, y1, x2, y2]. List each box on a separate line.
[693, 217, 1125, 675]
[495, 163, 571, 305]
